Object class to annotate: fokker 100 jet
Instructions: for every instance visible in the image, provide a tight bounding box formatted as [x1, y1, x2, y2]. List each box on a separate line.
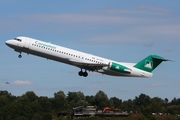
[5, 36, 169, 77]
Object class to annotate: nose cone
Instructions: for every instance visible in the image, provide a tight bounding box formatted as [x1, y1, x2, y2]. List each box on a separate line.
[5, 40, 11, 46]
[5, 40, 12, 47]
[5, 40, 16, 48]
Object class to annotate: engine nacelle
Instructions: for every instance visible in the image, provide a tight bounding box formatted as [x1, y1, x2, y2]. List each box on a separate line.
[109, 62, 132, 73]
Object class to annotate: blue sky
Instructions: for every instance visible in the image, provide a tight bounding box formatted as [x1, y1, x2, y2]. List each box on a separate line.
[1, 0, 180, 101]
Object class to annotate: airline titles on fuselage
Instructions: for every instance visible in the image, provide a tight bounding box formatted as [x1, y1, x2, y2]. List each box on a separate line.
[32, 41, 105, 65]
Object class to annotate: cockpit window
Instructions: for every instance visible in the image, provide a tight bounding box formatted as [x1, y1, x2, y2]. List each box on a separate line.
[14, 38, 22, 42]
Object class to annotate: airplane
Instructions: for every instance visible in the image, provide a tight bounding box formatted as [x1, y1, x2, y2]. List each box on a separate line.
[5, 36, 169, 78]
[5, 81, 10, 84]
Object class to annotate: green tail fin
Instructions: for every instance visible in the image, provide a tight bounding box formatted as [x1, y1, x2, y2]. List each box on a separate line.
[134, 55, 169, 72]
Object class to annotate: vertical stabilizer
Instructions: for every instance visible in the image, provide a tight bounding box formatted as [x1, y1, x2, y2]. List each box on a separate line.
[134, 55, 169, 72]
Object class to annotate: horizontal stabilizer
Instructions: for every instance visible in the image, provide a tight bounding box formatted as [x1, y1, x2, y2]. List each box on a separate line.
[151, 55, 170, 61]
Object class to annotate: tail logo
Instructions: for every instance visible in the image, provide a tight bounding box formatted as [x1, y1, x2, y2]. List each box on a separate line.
[144, 60, 153, 69]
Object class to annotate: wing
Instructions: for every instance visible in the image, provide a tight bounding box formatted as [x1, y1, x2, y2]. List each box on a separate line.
[68, 59, 108, 71]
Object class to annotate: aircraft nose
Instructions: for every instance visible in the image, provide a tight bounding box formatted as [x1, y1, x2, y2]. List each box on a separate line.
[5, 40, 12, 47]
[5, 40, 15, 48]
[5, 40, 11, 45]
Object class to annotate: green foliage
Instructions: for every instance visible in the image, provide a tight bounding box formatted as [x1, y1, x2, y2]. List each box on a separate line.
[0, 90, 180, 120]
[95, 90, 109, 109]
[110, 97, 122, 109]
[86, 95, 96, 106]
[67, 91, 88, 108]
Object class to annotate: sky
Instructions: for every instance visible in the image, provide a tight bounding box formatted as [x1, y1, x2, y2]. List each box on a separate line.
[1, 0, 180, 101]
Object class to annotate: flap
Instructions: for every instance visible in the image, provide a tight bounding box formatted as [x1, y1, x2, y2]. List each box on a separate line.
[68, 59, 108, 71]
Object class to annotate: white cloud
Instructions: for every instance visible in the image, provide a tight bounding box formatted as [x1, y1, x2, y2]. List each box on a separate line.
[145, 83, 167, 88]
[176, 93, 180, 97]
[13, 80, 32, 85]
[0, 4, 180, 44]
[150, 83, 161, 87]
[0, 84, 5, 87]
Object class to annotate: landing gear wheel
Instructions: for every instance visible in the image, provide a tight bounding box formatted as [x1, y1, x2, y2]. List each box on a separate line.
[83, 71, 88, 77]
[18, 54, 22, 58]
[78, 71, 83, 76]
[78, 70, 88, 77]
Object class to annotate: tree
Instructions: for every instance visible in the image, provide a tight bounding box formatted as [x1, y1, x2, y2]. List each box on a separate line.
[150, 97, 164, 113]
[54, 90, 66, 100]
[95, 90, 109, 109]
[110, 97, 122, 109]
[164, 98, 169, 104]
[23, 91, 38, 102]
[39, 96, 52, 112]
[52, 91, 67, 111]
[134, 93, 151, 107]
[75, 91, 88, 106]
[122, 99, 134, 112]
[170, 97, 180, 105]
[67, 91, 88, 107]
[133, 93, 151, 114]
[167, 105, 180, 114]
[0, 90, 11, 96]
[86, 95, 95, 106]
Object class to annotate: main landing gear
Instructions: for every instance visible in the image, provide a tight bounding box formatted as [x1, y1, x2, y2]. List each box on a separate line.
[78, 69, 88, 77]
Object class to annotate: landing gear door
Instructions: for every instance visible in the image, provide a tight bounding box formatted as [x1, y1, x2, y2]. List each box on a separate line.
[24, 39, 30, 49]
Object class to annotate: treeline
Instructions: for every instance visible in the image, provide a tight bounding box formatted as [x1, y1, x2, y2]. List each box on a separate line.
[0, 90, 180, 120]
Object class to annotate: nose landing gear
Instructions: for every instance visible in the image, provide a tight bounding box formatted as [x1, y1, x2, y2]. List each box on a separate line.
[18, 54, 22, 58]
[78, 69, 88, 77]
[18, 52, 22, 58]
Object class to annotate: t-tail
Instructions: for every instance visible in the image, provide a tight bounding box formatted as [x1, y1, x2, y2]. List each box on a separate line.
[134, 55, 169, 72]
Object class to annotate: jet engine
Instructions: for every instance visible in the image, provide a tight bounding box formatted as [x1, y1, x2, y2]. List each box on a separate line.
[109, 62, 132, 73]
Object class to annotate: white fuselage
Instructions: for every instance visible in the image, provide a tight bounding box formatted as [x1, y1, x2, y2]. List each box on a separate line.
[5, 37, 152, 78]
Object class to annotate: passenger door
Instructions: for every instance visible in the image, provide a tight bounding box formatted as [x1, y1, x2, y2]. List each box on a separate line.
[24, 39, 30, 49]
